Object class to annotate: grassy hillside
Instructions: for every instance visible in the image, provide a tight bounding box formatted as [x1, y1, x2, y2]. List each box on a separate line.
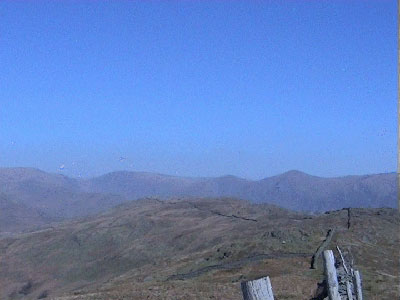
[0, 197, 398, 299]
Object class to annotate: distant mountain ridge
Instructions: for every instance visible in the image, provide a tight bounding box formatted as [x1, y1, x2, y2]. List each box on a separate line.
[0, 167, 397, 232]
[83, 169, 397, 211]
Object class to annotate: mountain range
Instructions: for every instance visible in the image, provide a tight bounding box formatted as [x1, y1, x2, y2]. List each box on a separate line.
[0, 167, 397, 233]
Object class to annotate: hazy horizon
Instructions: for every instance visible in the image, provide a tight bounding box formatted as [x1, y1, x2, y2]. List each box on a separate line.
[0, 1, 397, 180]
[0, 165, 396, 181]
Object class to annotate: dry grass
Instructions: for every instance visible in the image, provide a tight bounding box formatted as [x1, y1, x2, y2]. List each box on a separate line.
[0, 198, 398, 300]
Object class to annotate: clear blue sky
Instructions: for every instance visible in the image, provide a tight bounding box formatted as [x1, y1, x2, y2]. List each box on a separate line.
[0, 1, 397, 179]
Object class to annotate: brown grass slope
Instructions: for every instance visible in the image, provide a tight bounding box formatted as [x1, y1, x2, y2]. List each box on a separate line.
[0, 197, 398, 300]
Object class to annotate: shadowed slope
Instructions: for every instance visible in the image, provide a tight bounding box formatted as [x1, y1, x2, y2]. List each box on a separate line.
[0, 194, 53, 234]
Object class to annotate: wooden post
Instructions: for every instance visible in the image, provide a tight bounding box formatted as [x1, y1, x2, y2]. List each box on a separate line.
[241, 276, 274, 300]
[323, 250, 340, 300]
[346, 281, 353, 300]
[336, 245, 349, 274]
[354, 270, 363, 300]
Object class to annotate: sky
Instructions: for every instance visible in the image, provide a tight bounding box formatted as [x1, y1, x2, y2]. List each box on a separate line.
[0, 0, 397, 180]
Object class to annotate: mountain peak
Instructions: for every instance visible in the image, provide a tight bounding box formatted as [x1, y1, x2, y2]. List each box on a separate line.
[281, 170, 309, 177]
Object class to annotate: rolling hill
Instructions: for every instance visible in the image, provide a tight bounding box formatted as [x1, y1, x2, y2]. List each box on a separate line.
[0, 197, 398, 299]
[0, 168, 125, 221]
[0, 167, 396, 233]
[0, 194, 53, 234]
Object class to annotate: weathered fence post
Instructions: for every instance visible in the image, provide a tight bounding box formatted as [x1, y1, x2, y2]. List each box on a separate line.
[336, 245, 349, 274]
[354, 270, 363, 300]
[346, 281, 353, 300]
[323, 250, 340, 300]
[241, 276, 274, 300]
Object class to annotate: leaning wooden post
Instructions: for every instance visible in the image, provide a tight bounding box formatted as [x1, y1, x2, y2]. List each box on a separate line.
[241, 276, 274, 300]
[354, 270, 363, 300]
[323, 250, 340, 300]
[336, 245, 349, 274]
